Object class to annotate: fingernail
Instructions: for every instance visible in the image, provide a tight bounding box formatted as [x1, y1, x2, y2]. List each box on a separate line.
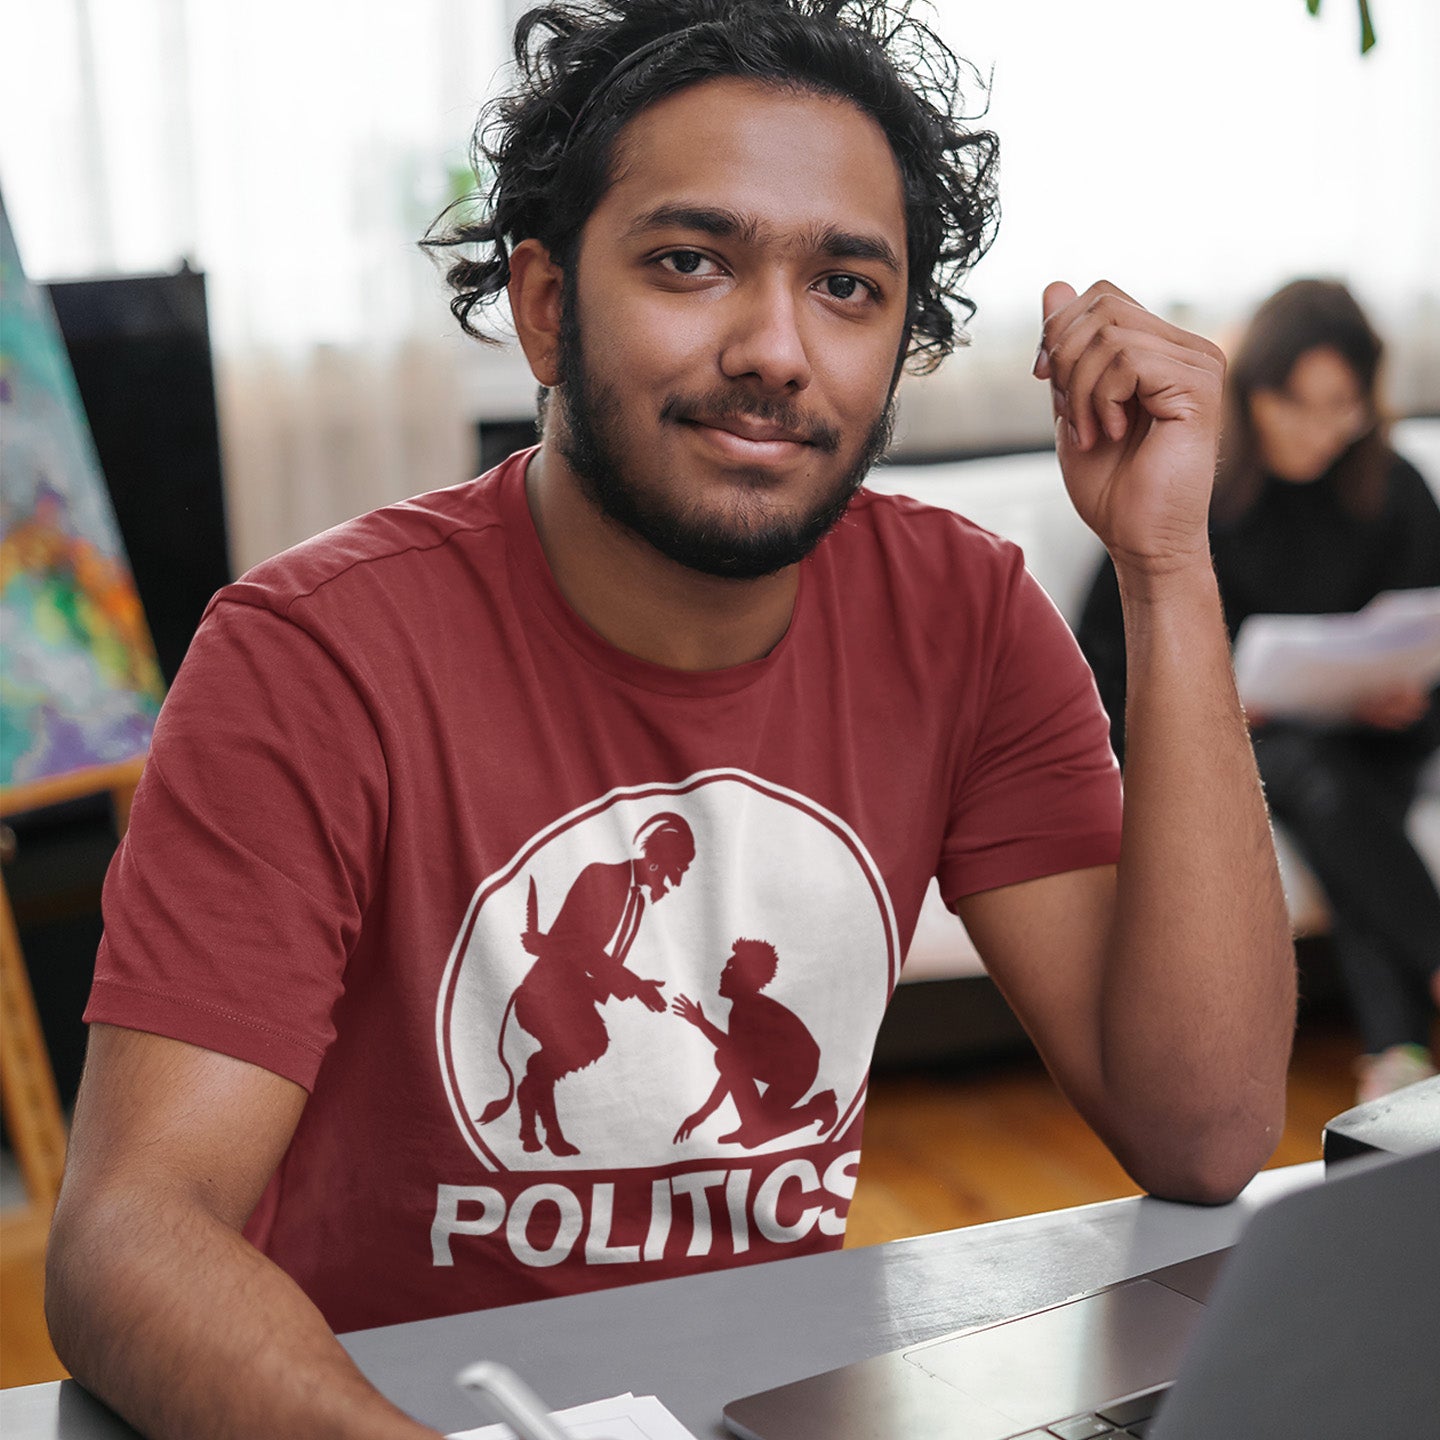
[1032, 342, 1047, 378]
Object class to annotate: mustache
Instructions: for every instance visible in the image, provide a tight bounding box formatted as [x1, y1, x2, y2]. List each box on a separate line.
[659, 390, 842, 455]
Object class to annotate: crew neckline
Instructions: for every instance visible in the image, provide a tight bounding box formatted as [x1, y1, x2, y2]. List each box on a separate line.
[498, 447, 807, 697]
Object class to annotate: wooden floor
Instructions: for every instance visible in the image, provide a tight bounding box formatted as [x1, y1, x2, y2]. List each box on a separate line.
[0, 1013, 1365, 1390]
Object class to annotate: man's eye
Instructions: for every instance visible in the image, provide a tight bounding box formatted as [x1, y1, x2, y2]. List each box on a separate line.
[823, 274, 869, 302]
[662, 250, 708, 275]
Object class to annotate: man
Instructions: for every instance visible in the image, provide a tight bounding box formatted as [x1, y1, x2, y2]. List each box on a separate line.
[671, 939, 839, 1147]
[45, 3, 1296, 1438]
[479, 812, 693, 1155]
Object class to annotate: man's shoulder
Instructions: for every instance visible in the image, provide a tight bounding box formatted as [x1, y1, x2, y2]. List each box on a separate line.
[221, 451, 528, 621]
[826, 483, 1025, 605]
[843, 483, 1019, 560]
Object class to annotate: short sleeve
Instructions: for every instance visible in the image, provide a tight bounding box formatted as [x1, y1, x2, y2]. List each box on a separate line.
[938, 564, 1122, 901]
[85, 598, 389, 1089]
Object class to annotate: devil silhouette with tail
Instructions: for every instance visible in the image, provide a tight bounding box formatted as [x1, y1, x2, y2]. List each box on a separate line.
[477, 813, 696, 1156]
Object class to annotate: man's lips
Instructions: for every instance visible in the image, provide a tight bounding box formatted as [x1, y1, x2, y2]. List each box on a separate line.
[677, 413, 820, 467]
[685, 422, 813, 467]
[686, 413, 813, 446]
[659, 391, 841, 455]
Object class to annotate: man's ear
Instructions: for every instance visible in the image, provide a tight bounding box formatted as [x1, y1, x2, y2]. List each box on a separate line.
[508, 238, 564, 388]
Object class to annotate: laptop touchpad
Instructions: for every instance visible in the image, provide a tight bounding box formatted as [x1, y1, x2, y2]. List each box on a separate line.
[903, 1280, 1206, 1429]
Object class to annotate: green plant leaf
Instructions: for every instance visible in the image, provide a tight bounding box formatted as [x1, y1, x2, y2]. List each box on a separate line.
[1305, 0, 1378, 53]
[1359, 0, 1376, 52]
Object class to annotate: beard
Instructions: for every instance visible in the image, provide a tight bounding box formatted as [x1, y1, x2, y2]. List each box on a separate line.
[552, 276, 899, 580]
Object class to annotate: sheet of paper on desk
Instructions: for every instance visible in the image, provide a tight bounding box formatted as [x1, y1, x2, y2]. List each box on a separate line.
[1232, 587, 1440, 721]
[447, 1392, 699, 1440]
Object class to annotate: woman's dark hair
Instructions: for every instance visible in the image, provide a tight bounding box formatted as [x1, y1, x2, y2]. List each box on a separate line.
[421, 0, 999, 374]
[1214, 278, 1390, 524]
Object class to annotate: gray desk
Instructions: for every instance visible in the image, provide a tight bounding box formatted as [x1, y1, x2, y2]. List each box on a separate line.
[0, 1163, 1320, 1439]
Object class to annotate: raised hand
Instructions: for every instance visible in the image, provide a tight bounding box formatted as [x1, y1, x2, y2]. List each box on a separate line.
[634, 976, 667, 1013]
[1035, 280, 1225, 577]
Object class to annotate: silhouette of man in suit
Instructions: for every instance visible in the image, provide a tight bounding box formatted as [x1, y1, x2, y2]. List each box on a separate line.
[481, 812, 695, 1155]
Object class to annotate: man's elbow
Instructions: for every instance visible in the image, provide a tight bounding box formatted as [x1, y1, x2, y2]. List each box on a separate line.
[45, 1209, 95, 1378]
[1120, 1098, 1286, 1206]
[45, 1190, 108, 1374]
[44, 1181, 152, 1382]
[1136, 1155, 1261, 1207]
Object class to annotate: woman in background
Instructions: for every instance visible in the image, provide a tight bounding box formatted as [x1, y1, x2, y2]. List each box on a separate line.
[1078, 279, 1440, 1102]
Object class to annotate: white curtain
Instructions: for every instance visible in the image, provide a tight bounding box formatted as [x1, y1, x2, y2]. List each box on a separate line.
[0, 0, 527, 572]
[4, 0, 1437, 532]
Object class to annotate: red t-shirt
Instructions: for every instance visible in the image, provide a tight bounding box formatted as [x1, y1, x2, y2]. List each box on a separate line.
[87, 449, 1120, 1332]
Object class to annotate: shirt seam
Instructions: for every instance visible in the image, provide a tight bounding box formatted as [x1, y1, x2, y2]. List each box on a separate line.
[89, 976, 330, 1061]
[939, 829, 1122, 903]
[274, 519, 504, 617]
[507, 516, 795, 702]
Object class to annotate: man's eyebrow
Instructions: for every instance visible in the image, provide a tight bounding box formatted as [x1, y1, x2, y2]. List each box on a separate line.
[624, 205, 902, 276]
[812, 224, 902, 277]
[624, 205, 760, 244]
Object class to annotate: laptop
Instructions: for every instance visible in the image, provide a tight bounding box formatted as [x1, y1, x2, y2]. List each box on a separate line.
[724, 1144, 1440, 1440]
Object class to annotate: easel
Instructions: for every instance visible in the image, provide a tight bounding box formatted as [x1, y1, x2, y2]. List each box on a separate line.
[0, 755, 144, 1252]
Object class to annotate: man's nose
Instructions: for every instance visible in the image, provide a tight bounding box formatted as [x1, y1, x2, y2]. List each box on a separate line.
[718, 277, 813, 394]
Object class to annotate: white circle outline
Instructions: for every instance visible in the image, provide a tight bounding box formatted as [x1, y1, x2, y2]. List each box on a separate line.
[434, 767, 900, 1171]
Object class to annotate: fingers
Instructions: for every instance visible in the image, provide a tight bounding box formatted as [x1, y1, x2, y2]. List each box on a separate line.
[1065, 329, 1221, 449]
[1036, 279, 1130, 380]
[1038, 278, 1146, 362]
[1040, 280, 1079, 339]
[1036, 281, 1224, 449]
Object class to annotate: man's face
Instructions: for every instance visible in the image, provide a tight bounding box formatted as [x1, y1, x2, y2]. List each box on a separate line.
[552, 77, 910, 579]
[641, 837, 690, 903]
[718, 954, 740, 999]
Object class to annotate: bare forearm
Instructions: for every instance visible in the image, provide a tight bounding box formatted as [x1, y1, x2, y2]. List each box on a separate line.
[1105, 557, 1295, 1200]
[47, 1188, 441, 1440]
[1030, 280, 1294, 1200]
[690, 1014, 727, 1048]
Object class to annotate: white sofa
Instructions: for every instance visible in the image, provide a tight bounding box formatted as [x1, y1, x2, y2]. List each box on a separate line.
[868, 417, 1440, 985]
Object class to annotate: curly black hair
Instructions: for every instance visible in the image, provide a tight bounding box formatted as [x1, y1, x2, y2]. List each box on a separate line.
[422, 0, 999, 373]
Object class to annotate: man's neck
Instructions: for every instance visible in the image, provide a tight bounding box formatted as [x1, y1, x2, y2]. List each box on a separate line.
[523, 443, 800, 672]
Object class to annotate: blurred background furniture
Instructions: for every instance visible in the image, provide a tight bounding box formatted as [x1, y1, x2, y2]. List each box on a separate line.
[866, 416, 1440, 1064]
[45, 268, 231, 687]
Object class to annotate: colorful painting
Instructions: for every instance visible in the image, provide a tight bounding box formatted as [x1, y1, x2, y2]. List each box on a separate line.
[0, 193, 164, 791]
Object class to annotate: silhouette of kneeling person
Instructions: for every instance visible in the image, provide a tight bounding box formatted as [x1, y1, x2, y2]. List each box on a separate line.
[672, 938, 837, 1147]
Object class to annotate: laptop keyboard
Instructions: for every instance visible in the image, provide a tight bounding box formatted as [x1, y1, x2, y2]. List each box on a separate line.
[1013, 1384, 1168, 1438]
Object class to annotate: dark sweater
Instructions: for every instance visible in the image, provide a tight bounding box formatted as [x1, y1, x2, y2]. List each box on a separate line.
[1076, 448, 1440, 766]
